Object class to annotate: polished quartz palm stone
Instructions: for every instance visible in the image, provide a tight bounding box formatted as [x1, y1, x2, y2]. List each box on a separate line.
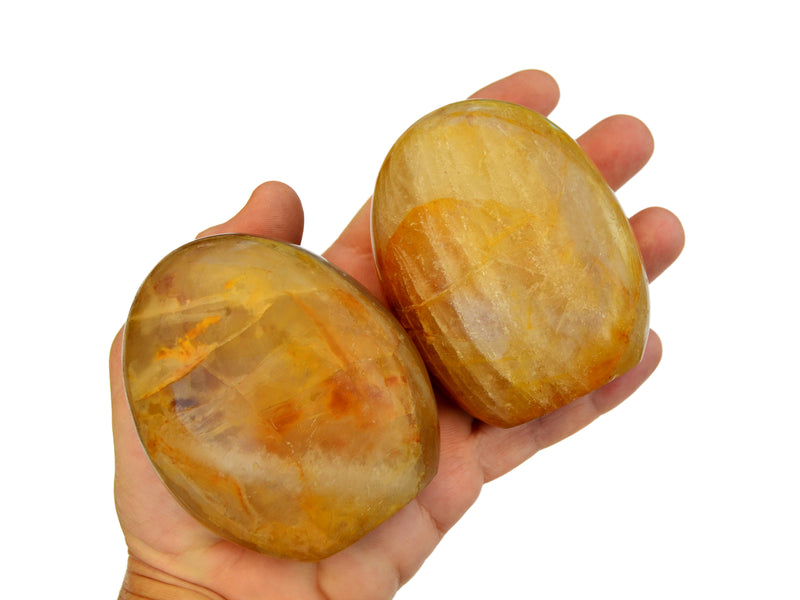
[372, 99, 649, 428]
[123, 235, 439, 560]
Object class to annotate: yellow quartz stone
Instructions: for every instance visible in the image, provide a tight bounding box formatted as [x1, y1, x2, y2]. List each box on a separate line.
[123, 235, 439, 560]
[372, 100, 649, 428]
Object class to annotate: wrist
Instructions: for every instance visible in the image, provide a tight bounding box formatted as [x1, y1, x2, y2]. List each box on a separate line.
[119, 556, 224, 600]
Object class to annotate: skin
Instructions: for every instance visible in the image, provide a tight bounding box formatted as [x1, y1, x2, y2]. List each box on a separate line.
[110, 69, 685, 600]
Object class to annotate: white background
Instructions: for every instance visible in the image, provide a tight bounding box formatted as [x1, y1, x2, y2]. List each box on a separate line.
[2, 1, 798, 598]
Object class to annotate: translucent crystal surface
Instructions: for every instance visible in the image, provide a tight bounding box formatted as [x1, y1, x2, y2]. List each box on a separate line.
[372, 100, 649, 428]
[123, 235, 439, 560]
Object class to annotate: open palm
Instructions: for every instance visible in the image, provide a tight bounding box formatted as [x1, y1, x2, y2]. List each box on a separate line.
[110, 70, 684, 600]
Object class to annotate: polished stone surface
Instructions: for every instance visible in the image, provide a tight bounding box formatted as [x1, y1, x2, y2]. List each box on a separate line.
[372, 99, 649, 428]
[123, 235, 439, 560]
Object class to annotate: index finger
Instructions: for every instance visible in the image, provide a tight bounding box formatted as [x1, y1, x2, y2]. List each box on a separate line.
[469, 69, 561, 115]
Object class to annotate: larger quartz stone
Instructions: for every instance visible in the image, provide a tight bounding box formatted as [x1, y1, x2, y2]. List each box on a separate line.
[123, 235, 439, 560]
[372, 100, 649, 428]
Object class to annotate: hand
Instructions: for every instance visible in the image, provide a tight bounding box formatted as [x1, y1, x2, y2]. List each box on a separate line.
[110, 69, 685, 600]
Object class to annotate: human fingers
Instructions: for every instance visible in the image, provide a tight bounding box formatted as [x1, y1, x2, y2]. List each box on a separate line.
[469, 69, 560, 116]
[577, 115, 655, 191]
[197, 180, 304, 243]
[472, 72, 654, 192]
[326, 76, 654, 291]
[630, 206, 685, 282]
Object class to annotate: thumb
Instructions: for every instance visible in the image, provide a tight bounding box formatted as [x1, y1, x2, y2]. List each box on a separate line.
[197, 180, 305, 244]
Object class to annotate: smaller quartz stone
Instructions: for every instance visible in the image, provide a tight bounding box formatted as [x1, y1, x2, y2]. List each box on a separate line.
[372, 99, 649, 428]
[123, 235, 439, 560]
